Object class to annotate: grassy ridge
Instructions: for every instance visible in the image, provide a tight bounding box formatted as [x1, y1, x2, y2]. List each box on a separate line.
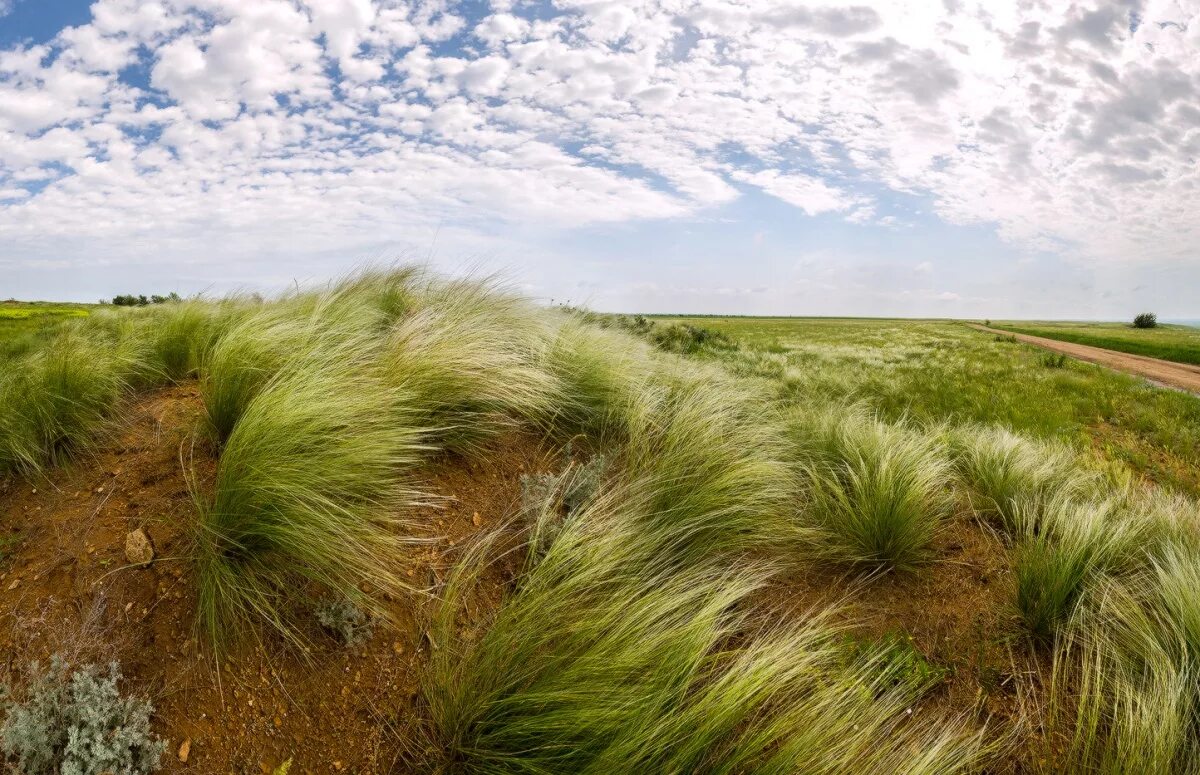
[994, 321, 1200, 366]
[9, 279, 1200, 771]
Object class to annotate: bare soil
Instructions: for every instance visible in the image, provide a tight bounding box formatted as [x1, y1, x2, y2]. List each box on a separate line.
[971, 323, 1200, 395]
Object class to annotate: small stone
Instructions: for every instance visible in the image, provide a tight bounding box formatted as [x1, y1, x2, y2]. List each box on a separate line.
[124, 528, 155, 566]
[6, 579, 18, 591]
[472, 512, 481, 526]
[178, 738, 191, 763]
[95, 485, 105, 494]
[124, 602, 133, 613]
[333, 762, 344, 771]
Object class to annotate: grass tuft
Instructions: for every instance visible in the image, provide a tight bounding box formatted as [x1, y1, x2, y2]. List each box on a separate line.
[789, 409, 953, 570]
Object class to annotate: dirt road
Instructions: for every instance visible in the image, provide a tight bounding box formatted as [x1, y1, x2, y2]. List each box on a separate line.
[969, 324, 1200, 396]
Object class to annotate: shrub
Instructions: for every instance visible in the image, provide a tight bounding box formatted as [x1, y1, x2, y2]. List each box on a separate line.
[0, 657, 164, 775]
[1040, 352, 1068, 369]
[1132, 313, 1157, 329]
[789, 410, 953, 570]
[649, 323, 737, 354]
[315, 598, 374, 647]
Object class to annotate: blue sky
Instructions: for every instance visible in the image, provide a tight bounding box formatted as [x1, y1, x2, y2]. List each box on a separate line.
[1, 0, 1198, 317]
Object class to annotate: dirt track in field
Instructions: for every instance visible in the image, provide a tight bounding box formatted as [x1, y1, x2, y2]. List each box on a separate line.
[970, 324, 1200, 396]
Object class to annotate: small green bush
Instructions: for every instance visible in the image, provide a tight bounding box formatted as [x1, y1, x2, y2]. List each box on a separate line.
[0, 657, 164, 775]
[1132, 313, 1157, 329]
[1040, 352, 1068, 369]
[649, 323, 737, 354]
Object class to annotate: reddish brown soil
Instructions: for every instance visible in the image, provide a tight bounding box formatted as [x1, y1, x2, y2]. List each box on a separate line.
[0, 384, 554, 774]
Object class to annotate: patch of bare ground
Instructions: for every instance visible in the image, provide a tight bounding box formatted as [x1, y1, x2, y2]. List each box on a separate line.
[0, 384, 555, 774]
[757, 509, 1050, 773]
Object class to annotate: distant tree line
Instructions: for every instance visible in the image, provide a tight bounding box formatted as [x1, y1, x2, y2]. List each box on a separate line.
[107, 292, 182, 306]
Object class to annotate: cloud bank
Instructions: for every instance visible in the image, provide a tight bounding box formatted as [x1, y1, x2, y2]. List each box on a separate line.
[1, 0, 1197, 305]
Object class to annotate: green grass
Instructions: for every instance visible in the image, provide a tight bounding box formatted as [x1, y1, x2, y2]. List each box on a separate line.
[419, 480, 987, 774]
[654, 316, 1200, 497]
[993, 320, 1200, 366]
[12, 280, 1200, 772]
[195, 334, 425, 647]
[787, 408, 953, 569]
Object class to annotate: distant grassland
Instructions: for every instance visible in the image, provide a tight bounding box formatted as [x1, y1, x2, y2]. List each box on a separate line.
[0, 301, 93, 360]
[658, 316, 1200, 496]
[0, 301, 91, 320]
[992, 320, 1200, 366]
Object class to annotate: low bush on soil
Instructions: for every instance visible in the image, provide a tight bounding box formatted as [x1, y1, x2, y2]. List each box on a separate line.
[1039, 352, 1068, 369]
[0, 657, 164, 775]
[315, 598, 375, 647]
[1133, 312, 1157, 329]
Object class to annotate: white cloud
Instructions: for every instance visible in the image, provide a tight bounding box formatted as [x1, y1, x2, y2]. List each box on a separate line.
[732, 170, 863, 215]
[0, 0, 1198, 296]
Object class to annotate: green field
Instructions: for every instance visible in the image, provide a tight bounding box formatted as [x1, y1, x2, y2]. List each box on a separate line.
[0, 301, 93, 360]
[656, 316, 1200, 496]
[6, 286, 1200, 772]
[991, 320, 1200, 366]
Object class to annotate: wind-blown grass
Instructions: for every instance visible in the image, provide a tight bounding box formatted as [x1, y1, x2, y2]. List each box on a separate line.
[380, 279, 561, 451]
[418, 482, 989, 774]
[620, 368, 793, 562]
[950, 426, 1087, 532]
[199, 289, 382, 441]
[0, 325, 145, 475]
[194, 335, 425, 646]
[1012, 496, 1142, 642]
[787, 409, 953, 569]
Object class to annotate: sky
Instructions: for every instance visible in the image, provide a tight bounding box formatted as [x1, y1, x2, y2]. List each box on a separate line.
[0, 0, 1198, 317]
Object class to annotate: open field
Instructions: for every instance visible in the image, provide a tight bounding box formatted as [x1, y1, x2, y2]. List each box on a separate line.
[991, 320, 1200, 366]
[2, 284, 1200, 772]
[658, 315, 1200, 497]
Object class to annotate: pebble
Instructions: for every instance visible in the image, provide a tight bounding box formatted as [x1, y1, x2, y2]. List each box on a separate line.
[178, 738, 191, 763]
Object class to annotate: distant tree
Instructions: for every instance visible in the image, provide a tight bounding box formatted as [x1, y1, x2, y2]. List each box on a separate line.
[1133, 312, 1158, 329]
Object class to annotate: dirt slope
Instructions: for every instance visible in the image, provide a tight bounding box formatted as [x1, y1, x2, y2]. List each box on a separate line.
[970, 324, 1200, 395]
[0, 384, 552, 774]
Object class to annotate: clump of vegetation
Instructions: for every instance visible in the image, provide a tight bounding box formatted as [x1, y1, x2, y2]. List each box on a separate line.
[315, 598, 375, 647]
[648, 322, 737, 354]
[0, 326, 144, 475]
[419, 480, 986, 774]
[1133, 312, 1158, 329]
[1039, 352, 1068, 369]
[109, 293, 181, 307]
[0, 657, 164, 775]
[789, 410, 953, 569]
[950, 426, 1086, 533]
[195, 339, 423, 647]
